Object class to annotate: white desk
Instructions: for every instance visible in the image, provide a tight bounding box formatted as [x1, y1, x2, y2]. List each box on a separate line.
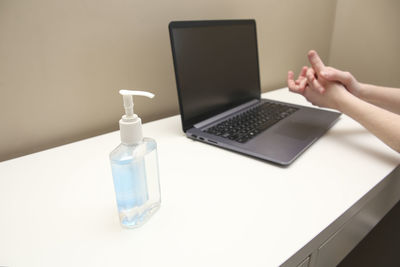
[0, 88, 399, 267]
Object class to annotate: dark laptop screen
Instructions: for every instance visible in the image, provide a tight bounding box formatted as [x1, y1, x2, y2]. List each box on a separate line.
[169, 20, 261, 131]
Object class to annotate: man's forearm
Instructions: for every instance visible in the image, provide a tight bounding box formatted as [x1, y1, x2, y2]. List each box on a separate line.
[359, 83, 400, 114]
[338, 92, 400, 153]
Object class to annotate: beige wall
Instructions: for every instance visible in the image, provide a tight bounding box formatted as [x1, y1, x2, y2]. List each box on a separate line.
[0, 0, 337, 161]
[329, 0, 400, 87]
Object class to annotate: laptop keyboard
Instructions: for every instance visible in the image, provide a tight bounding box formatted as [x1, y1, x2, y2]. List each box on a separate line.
[205, 102, 298, 143]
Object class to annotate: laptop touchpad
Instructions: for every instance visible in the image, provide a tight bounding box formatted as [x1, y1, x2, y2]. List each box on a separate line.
[274, 121, 320, 140]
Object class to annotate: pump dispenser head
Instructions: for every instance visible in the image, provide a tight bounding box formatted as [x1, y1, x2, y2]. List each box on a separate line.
[119, 90, 155, 145]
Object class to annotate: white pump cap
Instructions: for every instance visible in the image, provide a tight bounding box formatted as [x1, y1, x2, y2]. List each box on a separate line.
[119, 89, 155, 145]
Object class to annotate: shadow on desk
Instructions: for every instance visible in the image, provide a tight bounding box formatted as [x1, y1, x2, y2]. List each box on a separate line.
[328, 128, 399, 166]
[338, 200, 400, 267]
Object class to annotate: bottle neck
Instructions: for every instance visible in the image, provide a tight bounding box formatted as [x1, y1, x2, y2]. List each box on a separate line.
[119, 116, 143, 145]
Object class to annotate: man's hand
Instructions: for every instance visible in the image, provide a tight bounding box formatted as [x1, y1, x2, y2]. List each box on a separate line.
[288, 50, 358, 110]
[303, 67, 349, 110]
[288, 66, 308, 94]
[308, 50, 363, 97]
[288, 50, 329, 95]
[306, 50, 327, 94]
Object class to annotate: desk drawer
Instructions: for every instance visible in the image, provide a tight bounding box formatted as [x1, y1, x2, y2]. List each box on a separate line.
[315, 171, 400, 267]
[296, 256, 310, 267]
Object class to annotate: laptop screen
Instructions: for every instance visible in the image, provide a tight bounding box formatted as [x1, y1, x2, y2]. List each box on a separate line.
[169, 20, 261, 131]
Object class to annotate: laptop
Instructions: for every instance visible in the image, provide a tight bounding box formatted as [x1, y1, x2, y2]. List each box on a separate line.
[168, 19, 340, 165]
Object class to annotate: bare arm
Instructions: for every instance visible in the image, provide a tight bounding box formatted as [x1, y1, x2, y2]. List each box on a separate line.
[317, 60, 400, 114]
[337, 89, 400, 153]
[358, 83, 400, 114]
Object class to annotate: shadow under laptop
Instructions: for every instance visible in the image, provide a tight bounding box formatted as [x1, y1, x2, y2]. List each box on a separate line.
[193, 137, 293, 168]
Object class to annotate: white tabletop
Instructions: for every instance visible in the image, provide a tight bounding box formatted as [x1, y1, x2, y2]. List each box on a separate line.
[1, 88, 399, 267]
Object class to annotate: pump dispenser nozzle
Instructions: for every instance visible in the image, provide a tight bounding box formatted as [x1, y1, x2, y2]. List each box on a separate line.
[119, 90, 154, 119]
[118, 90, 155, 145]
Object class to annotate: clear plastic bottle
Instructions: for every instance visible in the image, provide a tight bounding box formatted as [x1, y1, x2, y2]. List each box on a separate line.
[109, 90, 161, 229]
[110, 137, 160, 228]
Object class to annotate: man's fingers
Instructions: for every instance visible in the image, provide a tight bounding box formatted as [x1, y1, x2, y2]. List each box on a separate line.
[299, 77, 307, 89]
[299, 66, 308, 78]
[288, 70, 294, 80]
[320, 67, 353, 85]
[306, 68, 325, 94]
[306, 68, 315, 81]
[308, 50, 325, 74]
[288, 71, 297, 91]
[288, 71, 305, 94]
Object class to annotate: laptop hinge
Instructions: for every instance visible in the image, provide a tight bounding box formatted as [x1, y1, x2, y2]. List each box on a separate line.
[194, 99, 259, 129]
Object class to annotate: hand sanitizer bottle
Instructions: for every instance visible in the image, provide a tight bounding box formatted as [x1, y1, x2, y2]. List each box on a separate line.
[109, 90, 161, 228]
